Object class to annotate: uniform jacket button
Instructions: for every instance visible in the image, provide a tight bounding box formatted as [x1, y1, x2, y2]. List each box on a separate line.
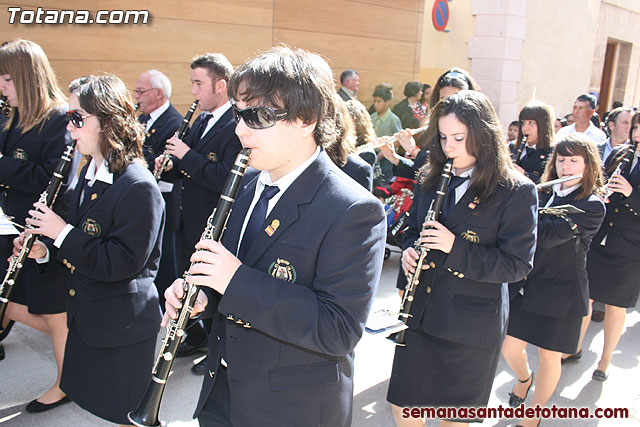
[69, 289, 76, 297]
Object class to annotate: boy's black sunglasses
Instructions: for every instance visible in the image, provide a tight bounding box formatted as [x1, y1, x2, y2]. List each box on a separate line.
[231, 101, 288, 129]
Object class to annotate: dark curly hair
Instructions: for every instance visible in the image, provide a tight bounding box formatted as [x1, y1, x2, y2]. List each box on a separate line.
[73, 74, 145, 174]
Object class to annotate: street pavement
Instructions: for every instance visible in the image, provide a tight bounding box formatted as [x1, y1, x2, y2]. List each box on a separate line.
[1, 250, 639, 426]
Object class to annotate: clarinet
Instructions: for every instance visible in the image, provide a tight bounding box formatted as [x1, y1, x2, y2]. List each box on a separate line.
[153, 100, 199, 181]
[513, 135, 527, 165]
[388, 158, 453, 345]
[128, 148, 251, 427]
[0, 141, 77, 323]
[0, 95, 10, 116]
[604, 140, 639, 202]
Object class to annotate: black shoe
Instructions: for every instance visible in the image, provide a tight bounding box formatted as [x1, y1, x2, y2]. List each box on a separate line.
[591, 310, 605, 323]
[25, 396, 71, 413]
[508, 371, 534, 408]
[176, 341, 208, 357]
[592, 369, 608, 382]
[561, 349, 582, 364]
[0, 344, 4, 361]
[191, 356, 208, 375]
[0, 320, 15, 343]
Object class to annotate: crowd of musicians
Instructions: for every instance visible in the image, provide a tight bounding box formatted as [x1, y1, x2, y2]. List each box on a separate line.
[0, 38, 638, 427]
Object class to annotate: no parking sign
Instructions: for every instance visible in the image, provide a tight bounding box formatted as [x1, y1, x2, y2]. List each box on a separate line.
[432, 0, 449, 32]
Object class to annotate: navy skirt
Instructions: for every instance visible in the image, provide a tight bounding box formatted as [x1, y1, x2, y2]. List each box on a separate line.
[507, 294, 582, 354]
[60, 324, 157, 424]
[387, 328, 501, 422]
[588, 244, 640, 308]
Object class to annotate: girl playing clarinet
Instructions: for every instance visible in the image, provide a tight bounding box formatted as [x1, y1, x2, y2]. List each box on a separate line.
[15, 74, 164, 426]
[387, 90, 537, 426]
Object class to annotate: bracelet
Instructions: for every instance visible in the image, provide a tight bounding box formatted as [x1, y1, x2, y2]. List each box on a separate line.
[410, 147, 420, 159]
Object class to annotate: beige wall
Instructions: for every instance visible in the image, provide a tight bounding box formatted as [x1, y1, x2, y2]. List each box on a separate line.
[517, 0, 602, 121]
[419, 0, 474, 88]
[0, 0, 424, 111]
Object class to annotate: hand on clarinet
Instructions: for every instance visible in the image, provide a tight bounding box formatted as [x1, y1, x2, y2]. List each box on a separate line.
[164, 136, 190, 160]
[185, 239, 242, 295]
[606, 173, 633, 198]
[26, 201, 67, 240]
[154, 154, 173, 173]
[11, 232, 47, 260]
[401, 246, 420, 276]
[417, 220, 455, 254]
[379, 140, 400, 165]
[161, 281, 208, 327]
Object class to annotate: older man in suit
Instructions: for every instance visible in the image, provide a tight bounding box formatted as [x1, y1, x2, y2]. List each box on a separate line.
[163, 47, 386, 427]
[135, 69, 183, 306]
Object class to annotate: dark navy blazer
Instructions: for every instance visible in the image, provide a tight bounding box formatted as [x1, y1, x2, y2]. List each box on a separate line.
[591, 145, 640, 258]
[49, 162, 164, 348]
[194, 150, 386, 427]
[515, 189, 605, 317]
[398, 177, 538, 348]
[509, 143, 552, 184]
[340, 153, 373, 191]
[0, 109, 67, 224]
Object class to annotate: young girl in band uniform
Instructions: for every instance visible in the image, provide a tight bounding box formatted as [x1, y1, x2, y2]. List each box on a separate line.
[510, 102, 555, 184]
[387, 91, 537, 427]
[17, 75, 164, 425]
[0, 39, 70, 412]
[503, 134, 605, 427]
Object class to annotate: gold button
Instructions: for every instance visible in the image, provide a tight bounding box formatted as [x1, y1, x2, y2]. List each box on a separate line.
[429, 262, 435, 268]
[609, 222, 614, 227]
[615, 208, 619, 213]
[447, 267, 452, 272]
[459, 273, 465, 278]
[226, 314, 234, 321]
[453, 271, 459, 276]
[69, 289, 76, 297]
[62, 258, 68, 264]
[426, 286, 431, 293]
[243, 322, 251, 328]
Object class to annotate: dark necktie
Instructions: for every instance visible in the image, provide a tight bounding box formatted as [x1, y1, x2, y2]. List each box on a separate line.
[441, 175, 469, 218]
[237, 185, 280, 261]
[195, 114, 213, 140]
[521, 146, 534, 162]
[138, 114, 150, 126]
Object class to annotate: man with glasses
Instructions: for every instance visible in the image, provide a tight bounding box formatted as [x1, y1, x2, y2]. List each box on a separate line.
[134, 70, 183, 311]
[155, 54, 242, 374]
[162, 47, 386, 427]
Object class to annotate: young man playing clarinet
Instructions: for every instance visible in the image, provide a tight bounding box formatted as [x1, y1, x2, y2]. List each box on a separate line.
[163, 46, 387, 427]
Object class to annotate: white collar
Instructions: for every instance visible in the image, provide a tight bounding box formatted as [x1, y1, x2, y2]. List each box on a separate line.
[85, 158, 113, 186]
[206, 101, 231, 125]
[553, 182, 580, 197]
[148, 100, 170, 124]
[453, 166, 475, 178]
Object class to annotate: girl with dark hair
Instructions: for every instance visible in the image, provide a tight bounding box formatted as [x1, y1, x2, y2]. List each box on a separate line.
[0, 39, 69, 412]
[16, 74, 164, 425]
[571, 110, 640, 382]
[387, 90, 537, 427]
[502, 134, 605, 427]
[430, 67, 480, 108]
[510, 101, 556, 183]
[392, 81, 426, 130]
[420, 83, 433, 114]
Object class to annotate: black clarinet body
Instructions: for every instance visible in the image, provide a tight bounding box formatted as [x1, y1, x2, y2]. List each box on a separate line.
[389, 158, 453, 345]
[128, 148, 251, 427]
[604, 140, 639, 202]
[513, 135, 527, 165]
[0, 95, 10, 116]
[0, 141, 77, 323]
[153, 100, 199, 181]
